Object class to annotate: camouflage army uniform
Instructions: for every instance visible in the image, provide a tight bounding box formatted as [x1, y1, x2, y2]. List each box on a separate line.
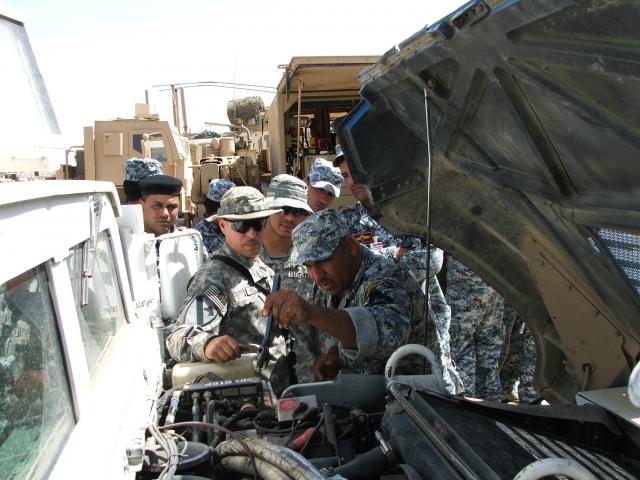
[260, 246, 327, 383]
[446, 257, 505, 401]
[194, 219, 225, 254]
[323, 245, 432, 375]
[293, 209, 446, 378]
[340, 202, 400, 259]
[166, 242, 287, 361]
[398, 247, 464, 394]
[260, 174, 329, 383]
[500, 303, 537, 403]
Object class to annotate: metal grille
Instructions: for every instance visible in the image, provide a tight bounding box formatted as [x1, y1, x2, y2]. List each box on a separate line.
[596, 228, 640, 296]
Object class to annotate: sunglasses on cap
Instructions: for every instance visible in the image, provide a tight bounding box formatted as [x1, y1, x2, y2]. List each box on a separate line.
[228, 218, 267, 234]
[281, 206, 310, 217]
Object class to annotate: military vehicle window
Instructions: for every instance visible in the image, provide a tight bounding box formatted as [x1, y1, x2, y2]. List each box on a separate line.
[595, 228, 640, 297]
[0, 267, 75, 478]
[131, 133, 167, 162]
[149, 136, 167, 162]
[67, 230, 125, 374]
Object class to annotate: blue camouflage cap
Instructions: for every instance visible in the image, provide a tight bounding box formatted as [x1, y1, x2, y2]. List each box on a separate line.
[309, 158, 343, 198]
[266, 174, 313, 214]
[292, 209, 351, 264]
[207, 178, 236, 202]
[124, 157, 163, 181]
[209, 186, 282, 222]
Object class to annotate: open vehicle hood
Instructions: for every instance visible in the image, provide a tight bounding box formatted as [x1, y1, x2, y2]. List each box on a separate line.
[336, 0, 640, 403]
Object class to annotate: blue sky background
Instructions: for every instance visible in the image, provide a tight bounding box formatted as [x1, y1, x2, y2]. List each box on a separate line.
[6, 0, 466, 144]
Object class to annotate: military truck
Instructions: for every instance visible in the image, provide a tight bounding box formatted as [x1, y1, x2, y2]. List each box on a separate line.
[69, 102, 268, 223]
[266, 56, 379, 207]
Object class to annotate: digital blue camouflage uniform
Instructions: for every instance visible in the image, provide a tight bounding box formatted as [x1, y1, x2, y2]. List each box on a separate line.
[308, 158, 343, 198]
[500, 303, 537, 403]
[293, 209, 442, 377]
[165, 187, 289, 391]
[340, 202, 400, 259]
[398, 247, 464, 394]
[339, 203, 460, 389]
[195, 179, 236, 254]
[194, 220, 224, 254]
[446, 257, 505, 401]
[260, 174, 327, 383]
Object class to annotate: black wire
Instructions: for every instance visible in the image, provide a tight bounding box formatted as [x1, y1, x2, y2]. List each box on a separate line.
[284, 419, 301, 447]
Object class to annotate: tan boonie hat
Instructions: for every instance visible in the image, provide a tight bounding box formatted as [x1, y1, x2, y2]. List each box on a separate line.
[266, 174, 313, 214]
[208, 186, 282, 222]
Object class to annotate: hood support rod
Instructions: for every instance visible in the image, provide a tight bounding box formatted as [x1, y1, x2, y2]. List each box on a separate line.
[423, 87, 434, 364]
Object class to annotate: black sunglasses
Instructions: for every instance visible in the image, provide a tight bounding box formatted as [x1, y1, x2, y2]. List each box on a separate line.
[229, 218, 267, 234]
[281, 206, 310, 217]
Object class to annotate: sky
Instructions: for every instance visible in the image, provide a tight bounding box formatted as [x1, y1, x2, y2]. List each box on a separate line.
[7, 0, 467, 145]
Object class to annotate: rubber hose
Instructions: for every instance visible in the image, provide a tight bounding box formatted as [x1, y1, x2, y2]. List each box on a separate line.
[221, 455, 291, 480]
[332, 446, 394, 479]
[214, 437, 324, 480]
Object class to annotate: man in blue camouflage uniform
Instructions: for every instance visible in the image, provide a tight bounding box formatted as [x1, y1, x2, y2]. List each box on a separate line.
[260, 174, 327, 383]
[305, 158, 343, 212]
[262, 209, 439, 380]
[123, 157, 163, 204]
[194, 179, 236, 253]
[166, 187, 291, 391]
[500, 303, 537, 403]
[446, 257, 505, 401]
[334, 145, 407, 258]
[398, 248, 464, 394]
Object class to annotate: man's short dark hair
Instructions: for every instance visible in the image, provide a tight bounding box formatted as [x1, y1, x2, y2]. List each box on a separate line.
[123, 180, 142, 202]
[204, 198, 220, 216]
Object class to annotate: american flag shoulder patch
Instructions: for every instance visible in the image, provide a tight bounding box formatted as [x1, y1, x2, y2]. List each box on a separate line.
[202, 284, 227, 313]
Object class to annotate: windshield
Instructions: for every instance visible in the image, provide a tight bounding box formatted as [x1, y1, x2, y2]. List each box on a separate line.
[0, 15, 60, 141]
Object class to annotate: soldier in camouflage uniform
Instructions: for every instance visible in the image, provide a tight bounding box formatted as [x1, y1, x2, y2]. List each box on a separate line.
[334, 146, 400, 258]
[166, 187, 290, 391]
[398, 248, 464, 394]
[305, 158, 343, 212]
[262, 209, 442, 381]
[446, 257, 505, 401]
[194, 179, 236, 253]
[260, 174, 327, 383]
[500, 303, 537, 403]
[123, 157, 163, 204]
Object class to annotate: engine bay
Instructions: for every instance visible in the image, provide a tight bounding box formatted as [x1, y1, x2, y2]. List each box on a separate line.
[134, 362, 640, 480]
